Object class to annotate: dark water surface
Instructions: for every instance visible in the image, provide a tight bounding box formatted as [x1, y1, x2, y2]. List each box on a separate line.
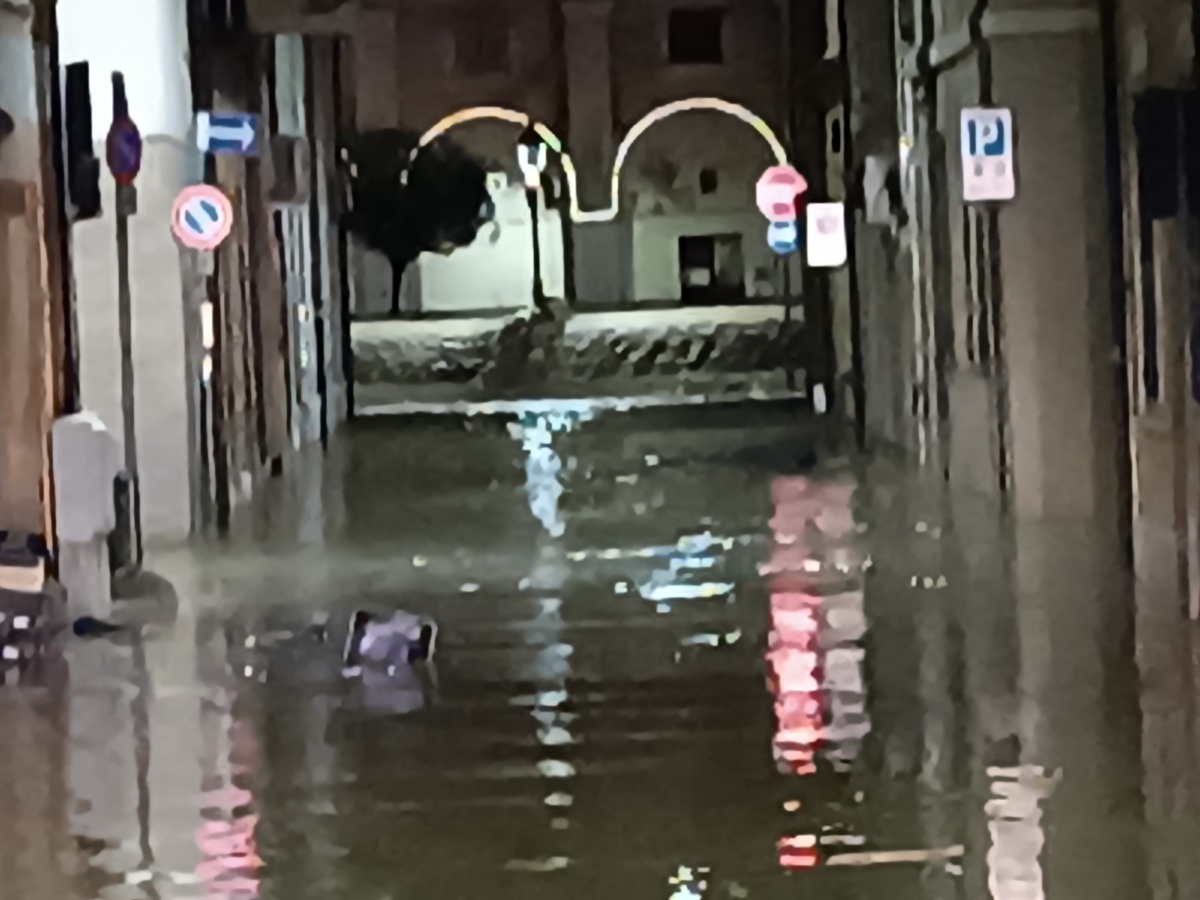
[1, 403, 1193, 899]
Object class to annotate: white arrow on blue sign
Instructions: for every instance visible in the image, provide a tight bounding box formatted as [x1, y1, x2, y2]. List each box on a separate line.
[196, 111, 260, 156]
[767, 220, 800, 256]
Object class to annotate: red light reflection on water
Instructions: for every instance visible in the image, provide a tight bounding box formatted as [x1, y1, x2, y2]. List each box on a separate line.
[777, 835, 821, 870]
[766, 476, 834, 873]
[765, 476, 828, 779]
[197, 813, 263, 898]
[767, 591, 825, 776]
[197, 755, 262, 897]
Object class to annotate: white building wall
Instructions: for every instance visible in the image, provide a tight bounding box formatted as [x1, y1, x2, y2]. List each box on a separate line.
[623, 110, 783, 303]
[418, 180, 565, 312]
[633, 212, 779, 303]
[58, 0, 195, 545]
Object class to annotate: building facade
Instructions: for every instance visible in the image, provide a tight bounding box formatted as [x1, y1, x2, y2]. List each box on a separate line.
[250, 0, 819, 317]
[844, 0, 1130, 525]
[840, 0, 1200, 616]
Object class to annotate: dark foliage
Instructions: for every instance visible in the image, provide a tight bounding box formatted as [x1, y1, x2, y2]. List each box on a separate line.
[342, 128, 493, 315]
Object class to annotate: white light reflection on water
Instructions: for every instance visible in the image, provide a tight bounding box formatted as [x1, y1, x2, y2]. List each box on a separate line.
[511, 407, 594, 538]
[636, 532, 737, 604]
[668, 864, 712, 899]
[986, 765, 1058, 900]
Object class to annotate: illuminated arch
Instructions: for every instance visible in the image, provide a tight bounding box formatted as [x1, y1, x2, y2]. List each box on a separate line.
[416, 106, 580, 210]
[416, 100, 788, 224]
[576, 97, 790, 224]
[417, 106, 565, 154]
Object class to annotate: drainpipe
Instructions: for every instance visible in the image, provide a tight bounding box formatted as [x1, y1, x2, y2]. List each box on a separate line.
[837, 0, 867, 448]
[553, 0, 576, 305]
[1096, 0, 1133, 566]
[36, 0, 79, 416]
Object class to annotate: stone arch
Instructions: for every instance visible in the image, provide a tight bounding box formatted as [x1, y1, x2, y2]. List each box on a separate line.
[416, 106, 579, 205]
[576, 97, 790, 223]
[415, 100, 787, 224]
[413, 107, 572, 310]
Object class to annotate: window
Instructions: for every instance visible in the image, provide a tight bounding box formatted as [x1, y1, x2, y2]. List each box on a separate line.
[699, 168, 719, 195]
[896, 0, 915, 45]
[455, 15, 510, 76]
[668, 8, 725, 65]
[678, 234, 744, 305]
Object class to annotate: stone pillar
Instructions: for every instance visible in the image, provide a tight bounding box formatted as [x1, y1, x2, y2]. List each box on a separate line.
[562, 0, 614, 212]
[562, 0, 631, 305]
[0, 3, 53, 537]
[355, 10, 399, 131]
[572, 219, 633, 306]
[988, 5, 1122, 525]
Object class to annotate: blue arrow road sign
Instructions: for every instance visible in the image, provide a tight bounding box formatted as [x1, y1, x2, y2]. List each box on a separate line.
[196, 111, 260, 156]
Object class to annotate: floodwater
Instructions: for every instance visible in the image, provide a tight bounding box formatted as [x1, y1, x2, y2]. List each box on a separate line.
[1, 402, 1197, 899]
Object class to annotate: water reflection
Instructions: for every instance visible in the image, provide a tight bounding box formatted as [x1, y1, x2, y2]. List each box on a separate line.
[0, 406, 1184, 898]
[985, 765, 1057, 900]
[763, 474, 874, 879]
[667, 864, 711, 898]
[764, 475, 870, 782]
[196, 787, 261, 898]
[511, 407, 594, 538]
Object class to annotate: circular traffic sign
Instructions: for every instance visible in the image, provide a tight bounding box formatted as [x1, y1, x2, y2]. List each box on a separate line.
[756, 165, 808, 223]
[768, 220, 800, 256]
[106, 117, 142, 186]
[171, 184, 234, 251]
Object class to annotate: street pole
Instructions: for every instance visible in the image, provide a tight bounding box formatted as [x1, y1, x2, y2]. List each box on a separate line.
[527, 187, 545, 312]
[111, 73, 142, 567]
[782, 255, 796, 392]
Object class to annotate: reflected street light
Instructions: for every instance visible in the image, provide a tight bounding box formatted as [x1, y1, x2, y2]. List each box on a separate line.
[517, 124, 549, 312]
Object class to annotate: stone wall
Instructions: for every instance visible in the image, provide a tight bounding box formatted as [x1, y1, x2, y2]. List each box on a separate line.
[352, 304, 813, 402]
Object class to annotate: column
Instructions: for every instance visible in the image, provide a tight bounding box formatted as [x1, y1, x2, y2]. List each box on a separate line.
[844, 0, 909, 447]
[0, 2, 53, 537]
[572, 218, 634, 306]
[562, 0, 614, 212]
[987, 4, 1123, 524]
[562, 0, 631, 306]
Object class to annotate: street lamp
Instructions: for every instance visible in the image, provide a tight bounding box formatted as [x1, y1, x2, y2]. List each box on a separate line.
[517, 124, 549, 311]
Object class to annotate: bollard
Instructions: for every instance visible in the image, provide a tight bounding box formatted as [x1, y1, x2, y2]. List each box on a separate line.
[109, 470, 135, 575]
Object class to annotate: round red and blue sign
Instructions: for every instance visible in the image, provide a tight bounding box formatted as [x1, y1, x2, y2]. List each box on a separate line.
[106, 117, 143, 187]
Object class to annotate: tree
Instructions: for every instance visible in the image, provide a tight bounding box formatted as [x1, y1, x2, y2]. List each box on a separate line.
[342, 129, 493, 316]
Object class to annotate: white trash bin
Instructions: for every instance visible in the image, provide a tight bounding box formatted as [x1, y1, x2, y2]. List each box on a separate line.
[51, 413, 123, 621]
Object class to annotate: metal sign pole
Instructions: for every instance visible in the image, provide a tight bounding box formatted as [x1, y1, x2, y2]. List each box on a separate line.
[116, 184, 140, 566]
[782, 255, 796, 392]
[110, 72, 142, 567]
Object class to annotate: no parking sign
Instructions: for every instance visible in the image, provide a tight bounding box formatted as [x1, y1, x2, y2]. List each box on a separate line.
[171, 185, 234, 251]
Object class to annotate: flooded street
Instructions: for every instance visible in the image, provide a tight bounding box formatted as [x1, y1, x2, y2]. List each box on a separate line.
[0, 402, 1194, 899]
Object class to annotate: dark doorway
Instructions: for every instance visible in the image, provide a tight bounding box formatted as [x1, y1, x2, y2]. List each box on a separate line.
[678, 234, 744, 305]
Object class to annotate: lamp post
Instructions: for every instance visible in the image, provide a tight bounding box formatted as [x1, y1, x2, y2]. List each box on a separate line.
[517, 124, 549, 312]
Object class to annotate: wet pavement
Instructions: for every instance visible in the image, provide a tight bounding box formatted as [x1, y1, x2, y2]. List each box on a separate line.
[1, 401, 1198, 899]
